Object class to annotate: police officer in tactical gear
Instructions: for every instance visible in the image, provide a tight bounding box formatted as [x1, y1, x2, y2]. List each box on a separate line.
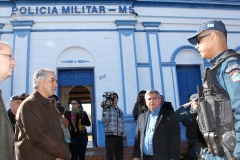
[188, 20, 240, 160]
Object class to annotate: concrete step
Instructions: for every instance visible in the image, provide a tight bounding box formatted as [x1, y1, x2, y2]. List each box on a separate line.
[85, 140, 188, 160]
[85, 146, 133, 160]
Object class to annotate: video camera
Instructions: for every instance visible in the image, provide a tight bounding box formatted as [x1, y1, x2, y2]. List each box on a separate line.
[56, 102, 66, 114]
[102, 91, 115, 107]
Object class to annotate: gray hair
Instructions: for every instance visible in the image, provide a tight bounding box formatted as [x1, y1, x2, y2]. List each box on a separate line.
[33, 68, 54, 89]
[145, 90, 161, 99]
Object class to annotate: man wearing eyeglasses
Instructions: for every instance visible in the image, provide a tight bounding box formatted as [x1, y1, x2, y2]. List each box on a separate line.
[0, 41, 17, 160]
[7, 95, 25, 132]
[188, 20, 240, 159]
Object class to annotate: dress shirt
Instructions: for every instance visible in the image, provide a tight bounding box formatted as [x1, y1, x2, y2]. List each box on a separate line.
[143, 105, 161, 155]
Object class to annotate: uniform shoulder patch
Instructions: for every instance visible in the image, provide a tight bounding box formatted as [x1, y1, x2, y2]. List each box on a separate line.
[225, 64, 240, 82]
[230, 70, 240, 82]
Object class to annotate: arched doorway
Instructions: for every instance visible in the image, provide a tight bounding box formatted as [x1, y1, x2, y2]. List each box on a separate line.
[57, 69, 96, 148]
[56, 46, 97, 147]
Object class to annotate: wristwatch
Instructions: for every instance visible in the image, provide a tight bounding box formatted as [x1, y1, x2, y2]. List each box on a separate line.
[61, 109, 66, 118]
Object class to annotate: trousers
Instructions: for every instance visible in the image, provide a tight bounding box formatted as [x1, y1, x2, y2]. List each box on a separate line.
[70, 134, 88, 160]
[105, 135, 124, 160]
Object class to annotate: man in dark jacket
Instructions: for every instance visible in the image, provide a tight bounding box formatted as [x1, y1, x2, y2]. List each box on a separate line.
[7, 95, 25, 131]
[0, 41, 17, 160]
[160, 95, 174, 111]
[133, 90, 180, 160]
[15, 68, 71, 160]
[175, 94, 206, 159]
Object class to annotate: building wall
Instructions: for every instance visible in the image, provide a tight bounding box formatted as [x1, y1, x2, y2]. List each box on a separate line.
[1, 0, 240, 147]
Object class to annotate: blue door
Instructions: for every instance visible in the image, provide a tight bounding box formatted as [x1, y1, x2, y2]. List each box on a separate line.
[177, 66, 202, 105]
[176, 66, 202, 141]
[58, 69, 94, 86]
[57, 69, 97, 146]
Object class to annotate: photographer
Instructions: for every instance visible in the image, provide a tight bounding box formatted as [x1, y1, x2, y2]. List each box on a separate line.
[132, 90, 147, 122]
[48, 95, 70, 143]
[101, 92, 127, 160]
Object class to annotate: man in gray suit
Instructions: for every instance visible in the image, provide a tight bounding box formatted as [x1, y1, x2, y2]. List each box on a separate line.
[0, 41, 17, 160]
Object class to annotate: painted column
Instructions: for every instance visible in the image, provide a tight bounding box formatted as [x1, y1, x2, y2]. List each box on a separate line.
[11, 20, 34, 95]
[115, 20, 138, 115]
[0, 23, 4, 40]
[142, 22, 164, 95]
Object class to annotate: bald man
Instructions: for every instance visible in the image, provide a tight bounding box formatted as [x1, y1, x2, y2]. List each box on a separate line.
[0, 41, 16, 160]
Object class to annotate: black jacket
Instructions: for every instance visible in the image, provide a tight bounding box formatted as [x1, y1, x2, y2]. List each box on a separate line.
[7, 109, 16, 131]
[65, 110, 91, 137]
[133, 108, 180, 160]
[161, 101, 174, 111]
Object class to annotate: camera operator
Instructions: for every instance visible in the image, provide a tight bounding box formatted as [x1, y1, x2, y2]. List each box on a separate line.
[101, 92, 128, 160]
[132, 90, 148, 122]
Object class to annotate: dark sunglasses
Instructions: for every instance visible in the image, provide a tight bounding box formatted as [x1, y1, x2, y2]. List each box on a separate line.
[196, 34, 211, 44]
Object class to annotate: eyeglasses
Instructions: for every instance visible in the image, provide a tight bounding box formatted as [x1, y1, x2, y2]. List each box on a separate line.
[196, 34, 211, 45]
[71, 103, 78, 105]
[0, 54, 14, 61]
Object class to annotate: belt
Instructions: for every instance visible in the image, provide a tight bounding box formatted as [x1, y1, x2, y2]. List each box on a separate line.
[143, 154, 153, 158]
[105, 135, 122, 138]
[189, 142, 206, 148]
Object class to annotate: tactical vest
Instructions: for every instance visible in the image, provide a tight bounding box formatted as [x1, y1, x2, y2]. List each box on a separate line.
[197, 49, 240, 157]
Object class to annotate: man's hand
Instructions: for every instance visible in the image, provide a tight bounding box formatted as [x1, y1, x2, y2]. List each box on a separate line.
[133, 158, 140, 160]
[182, 101, 192, 108]
[101, 101, 106, 108]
